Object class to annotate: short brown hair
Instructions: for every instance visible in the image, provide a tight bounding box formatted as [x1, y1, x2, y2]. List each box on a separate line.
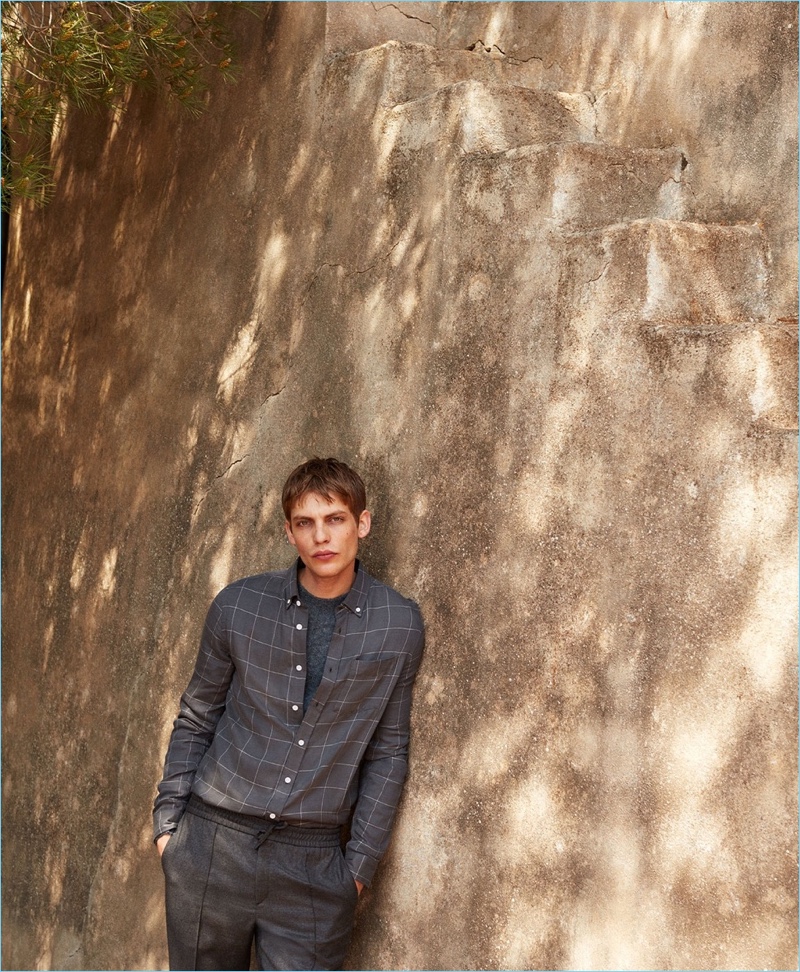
[282, 457, 367, 520]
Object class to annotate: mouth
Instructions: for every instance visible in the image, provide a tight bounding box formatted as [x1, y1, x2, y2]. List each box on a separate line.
[312, 551, 336, 560]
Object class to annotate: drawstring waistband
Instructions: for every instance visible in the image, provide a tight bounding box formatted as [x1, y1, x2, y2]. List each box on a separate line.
[186, 794, 342, 849]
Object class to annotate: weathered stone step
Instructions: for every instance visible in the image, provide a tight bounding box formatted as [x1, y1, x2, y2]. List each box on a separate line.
[459, 142, 689, 233]
[563, 218, 769, 324]
[382, 79, 595, 156]
[326, 38, 544, 109]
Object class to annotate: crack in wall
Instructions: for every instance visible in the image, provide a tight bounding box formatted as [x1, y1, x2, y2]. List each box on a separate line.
[669, 153, 697, 198]
[214, 455, 250, 481]
[301, 234, 409, 310]
[262, 380, 288, 407]
[661, 153, 690, 184]
[586, 260, 612, 285]
[218, 349, 261, 388]
[192, 454, 251, 516]
[609, 161, 646, 187]
[371, 2, 435, 30]
[587, 92, 600, 140]
[662, 154, 696, 199]
[466, 39, 545, 67]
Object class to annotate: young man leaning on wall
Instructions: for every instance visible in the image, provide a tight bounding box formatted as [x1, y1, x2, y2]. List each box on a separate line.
[153, 457, 425, 971]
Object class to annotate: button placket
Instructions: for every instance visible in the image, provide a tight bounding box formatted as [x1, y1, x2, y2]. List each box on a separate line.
[289, 604, 307, 717]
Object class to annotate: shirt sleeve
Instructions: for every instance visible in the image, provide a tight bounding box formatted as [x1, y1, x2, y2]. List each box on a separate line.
[344, 608, 425, 886]
[152, 594, 233, 842]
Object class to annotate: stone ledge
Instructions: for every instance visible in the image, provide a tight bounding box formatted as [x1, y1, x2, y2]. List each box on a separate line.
[458, 144, 689, 232]
[562, 218, 770, 325]
[383, 79, 594, 156]
[325, 38, 543, 108]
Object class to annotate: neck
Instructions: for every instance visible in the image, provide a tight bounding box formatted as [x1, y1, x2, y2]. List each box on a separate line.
[298, 564, 356, 600]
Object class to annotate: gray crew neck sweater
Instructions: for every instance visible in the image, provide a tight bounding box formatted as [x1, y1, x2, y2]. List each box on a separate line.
[299, 583, 348, 713]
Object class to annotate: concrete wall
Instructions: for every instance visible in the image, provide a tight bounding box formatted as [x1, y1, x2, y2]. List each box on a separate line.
[2, 3, 796, 969]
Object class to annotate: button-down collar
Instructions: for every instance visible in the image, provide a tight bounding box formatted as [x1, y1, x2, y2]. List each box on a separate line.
[283, 558, 369, 616]
[284, 560, 302, 607]
[341, 560, 369, 617]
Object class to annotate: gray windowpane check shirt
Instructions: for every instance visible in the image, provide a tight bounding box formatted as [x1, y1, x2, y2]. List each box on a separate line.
[153, 560, 425, 886]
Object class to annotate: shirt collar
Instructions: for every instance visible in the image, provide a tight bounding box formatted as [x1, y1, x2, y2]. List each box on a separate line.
[283, 558, 370, 617]
[342, 560, 370, 616]
[283, 560, 302, 607]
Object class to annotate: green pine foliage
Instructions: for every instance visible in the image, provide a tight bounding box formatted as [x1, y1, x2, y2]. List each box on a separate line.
[1, 1, 248, 210]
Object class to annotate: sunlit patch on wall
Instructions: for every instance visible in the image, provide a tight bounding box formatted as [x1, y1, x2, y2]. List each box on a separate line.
[498, 773, 563, 865]
[399, 287, 417, 320]
[101, 89, 133, 163]
[568, 889, 668, 971]
[389, 223, 415, 266]
[70, 528, 90, 592]
[284, 142, 310, 194]
[261, 228, 288, 291]
[42, 619, 55, 674]
[418, 672, 444, 708]
[208, 526, 237, 597]
[513, 389, 587, 533]
[459, 711, 532, 788]
[45, 842, 68, 908]
[217, 317, 260, 404]
[412, 492, 428, 518]
[496, 897, 555, 970]
[714, 468, 791, 573]
[729, 329, 780, 422]
[385, 786, 465, 915]
[734, 561, 797, 694]
[657, 805, 735, 888]
[97, 547, 119, 600]
[644, 238, 671, 321]
[362, 280, 387, 335]
[258, 488, 281, 528]
[667, 719, 727, 791]
[22, 284, 32, 345]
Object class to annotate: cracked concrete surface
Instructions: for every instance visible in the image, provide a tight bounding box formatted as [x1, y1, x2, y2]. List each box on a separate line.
[371, 3, 437, 31]
[1, 3, 797, 970]
[193, 456, 252, 517]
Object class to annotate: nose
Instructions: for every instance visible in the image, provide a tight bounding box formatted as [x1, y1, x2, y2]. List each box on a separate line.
[313, 520, 330, 544]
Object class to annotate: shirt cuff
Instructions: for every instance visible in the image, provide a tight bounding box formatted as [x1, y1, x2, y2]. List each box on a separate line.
[345, 848, 379, 888]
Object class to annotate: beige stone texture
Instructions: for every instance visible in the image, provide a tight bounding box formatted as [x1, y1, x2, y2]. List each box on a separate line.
[2, 2, 797, 970]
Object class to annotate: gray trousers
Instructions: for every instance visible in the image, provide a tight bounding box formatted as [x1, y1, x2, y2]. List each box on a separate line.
[162, 796, 359, 971]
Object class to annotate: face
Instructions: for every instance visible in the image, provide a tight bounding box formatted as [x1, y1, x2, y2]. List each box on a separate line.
[284, 491, 371, 596]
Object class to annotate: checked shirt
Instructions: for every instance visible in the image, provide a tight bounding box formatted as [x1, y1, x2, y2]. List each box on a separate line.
[153, 560, 425, 886]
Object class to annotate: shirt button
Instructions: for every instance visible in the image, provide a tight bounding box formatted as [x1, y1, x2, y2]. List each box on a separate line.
[296, 665, 303, 671]
[269, 813, 276, 820]
[292, 704, 299, 711]
[355, 607, 361, 613]
[298, 739, 305, 746]
[285, 777, 292, 784]
[296, 623, 303, 630]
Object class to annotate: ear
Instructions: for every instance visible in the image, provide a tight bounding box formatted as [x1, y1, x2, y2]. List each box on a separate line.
[357, 510, 371, 539]
[284, 521, 297, 547]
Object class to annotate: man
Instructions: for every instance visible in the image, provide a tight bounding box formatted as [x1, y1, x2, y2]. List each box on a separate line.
[153, 457, 425, 971]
